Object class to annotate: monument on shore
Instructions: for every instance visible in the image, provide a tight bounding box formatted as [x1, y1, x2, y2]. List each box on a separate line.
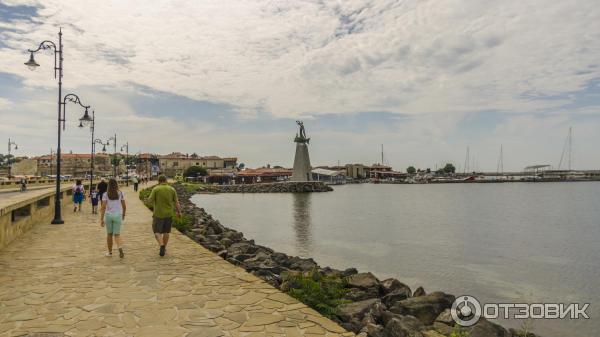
[291, 120, 312, 182]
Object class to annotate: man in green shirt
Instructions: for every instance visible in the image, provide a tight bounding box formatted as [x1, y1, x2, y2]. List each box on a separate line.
[146, 175, 181, 256]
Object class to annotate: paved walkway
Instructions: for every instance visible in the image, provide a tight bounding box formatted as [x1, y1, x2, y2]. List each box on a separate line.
[0, 185, 353, 337]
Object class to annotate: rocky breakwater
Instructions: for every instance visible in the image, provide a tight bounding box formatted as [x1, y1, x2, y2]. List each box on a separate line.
[215, 181, 333, 193]
[172, 183, 538, 337]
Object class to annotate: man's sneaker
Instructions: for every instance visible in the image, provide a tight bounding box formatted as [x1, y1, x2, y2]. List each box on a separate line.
[159, 245, 165, 257]
[105, 252, 112, 257]
[119, 248, 124, 258]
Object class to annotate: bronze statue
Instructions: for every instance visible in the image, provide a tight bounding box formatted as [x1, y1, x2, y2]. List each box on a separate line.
[295, 120, 309, 144]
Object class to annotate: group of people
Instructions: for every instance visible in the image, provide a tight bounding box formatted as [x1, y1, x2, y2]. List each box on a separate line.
[71, 175, 180, 258]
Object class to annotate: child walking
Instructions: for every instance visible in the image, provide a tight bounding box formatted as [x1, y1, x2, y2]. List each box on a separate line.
[73, 180, 85, 212]
[100, 178, 126, 258]
[90, 188, 99, 214]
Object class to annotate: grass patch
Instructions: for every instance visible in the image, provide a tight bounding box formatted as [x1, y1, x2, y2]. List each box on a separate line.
[172, 213, 194, 232]
[450, 325, 469, 337]
[282, 270, 349, 319]
[179, 182, 218, 193]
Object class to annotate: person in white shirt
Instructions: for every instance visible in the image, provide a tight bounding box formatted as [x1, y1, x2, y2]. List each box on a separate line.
[100, 178, 126, 258]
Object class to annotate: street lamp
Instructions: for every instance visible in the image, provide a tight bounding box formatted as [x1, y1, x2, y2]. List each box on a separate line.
[109, 134, 117, 178]
[120, 142, 129, 186]
[79, 110, 96, 192]
[25, 28, 94, 224]
[7, 139, 18, 179]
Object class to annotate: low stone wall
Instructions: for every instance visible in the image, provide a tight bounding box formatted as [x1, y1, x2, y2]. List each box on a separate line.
[0, 182, 94, 249]
[173, 183, 538, 337]
[215, 181, 333, 193]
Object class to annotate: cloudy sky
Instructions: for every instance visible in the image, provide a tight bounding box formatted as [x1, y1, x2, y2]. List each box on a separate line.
[0, 0, 599, 171]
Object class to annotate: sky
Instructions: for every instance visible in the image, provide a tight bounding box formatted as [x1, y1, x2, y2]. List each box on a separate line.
[0, 0, 599, 171]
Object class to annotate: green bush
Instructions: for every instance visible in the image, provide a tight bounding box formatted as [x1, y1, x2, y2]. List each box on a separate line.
[138, 187, 154, 210]
[184, 166, 208, 178]
[283, 270, 349, 319]
[172, 214, 194, 232]
[449, 325, 469, 337]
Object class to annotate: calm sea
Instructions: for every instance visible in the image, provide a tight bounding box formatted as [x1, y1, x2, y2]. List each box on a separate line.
[192, 182, 600, 337]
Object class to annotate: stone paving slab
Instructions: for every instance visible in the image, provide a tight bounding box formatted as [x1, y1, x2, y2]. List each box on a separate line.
[0, 185, 354, 337]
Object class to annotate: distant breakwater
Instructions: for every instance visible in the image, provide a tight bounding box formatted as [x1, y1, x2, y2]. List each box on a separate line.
[215, 181, 333, 193]
[172, 183, 539, 337]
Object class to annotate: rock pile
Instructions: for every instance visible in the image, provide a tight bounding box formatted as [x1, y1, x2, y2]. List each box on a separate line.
[214, 181, 333, 193]
[174, 183, 538, 337]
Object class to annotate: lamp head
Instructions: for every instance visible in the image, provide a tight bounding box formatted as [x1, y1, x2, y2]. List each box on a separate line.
[79, 107, 93, 126]
[24, 52, 40, 71]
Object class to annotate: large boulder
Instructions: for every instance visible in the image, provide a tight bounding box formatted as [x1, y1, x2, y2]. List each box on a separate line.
[382, 288, 412, 307]
[413, 286, 426, 297]
[337, 298, 379, 322]
[227, 242, 258, 256]
[348, 272, 381, 292]
[381, 278, 411, 296]
[361, 323, 386, 337]
[468, 318, 510, 337]
[382, 315, 424, 337]
[287, 256, 318, 271]
[389, 292, 455, 325]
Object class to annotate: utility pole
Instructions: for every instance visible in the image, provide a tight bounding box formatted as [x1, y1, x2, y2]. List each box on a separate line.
[381, 144, 384, 165]
[497, 145, 504, 174]
[463, 146, 470, 174]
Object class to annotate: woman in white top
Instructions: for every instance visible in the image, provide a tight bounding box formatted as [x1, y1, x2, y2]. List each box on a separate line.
[100, 178, 126, 258]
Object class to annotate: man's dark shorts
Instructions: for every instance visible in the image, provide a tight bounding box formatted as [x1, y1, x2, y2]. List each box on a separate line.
[152, 216, 172, 234]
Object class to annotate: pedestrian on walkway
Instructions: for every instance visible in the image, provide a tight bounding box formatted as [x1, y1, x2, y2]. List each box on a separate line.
[96, 178, 108, 200]
[72, 180, 85, 212]
[145, 175, 181, 257]
[100, 178, 126, 258]
[90, 187, 99, 214]
[132, 176, 139, 192]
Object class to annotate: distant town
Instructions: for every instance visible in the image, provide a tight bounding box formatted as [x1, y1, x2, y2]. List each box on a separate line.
[1, 150, 599, 185]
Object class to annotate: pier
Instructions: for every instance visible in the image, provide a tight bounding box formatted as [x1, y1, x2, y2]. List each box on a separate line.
[0, 185, 353, 337]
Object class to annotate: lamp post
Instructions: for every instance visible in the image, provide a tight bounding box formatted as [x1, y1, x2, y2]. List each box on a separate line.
[109, 134, 117, 178]
[25, 28, 93, 224]
[7, 139, 18, 179]
[94, 138, 110, 179]
[80, 110, 95, 192]
[120, 142, 129, 186]
[49, 148, 53, 177]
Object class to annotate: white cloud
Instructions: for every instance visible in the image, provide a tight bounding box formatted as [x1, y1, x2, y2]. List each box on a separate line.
[1, 0, 599, 170]
[1, 0, 598, 117]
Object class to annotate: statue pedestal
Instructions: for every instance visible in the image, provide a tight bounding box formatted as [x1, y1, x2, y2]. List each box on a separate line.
[291, 142, 312, 182]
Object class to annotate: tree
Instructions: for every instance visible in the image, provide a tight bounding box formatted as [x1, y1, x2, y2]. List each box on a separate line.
[184, 165, 208, 177]
[406, 166, 416, 174]
[442, 163, 456, 174]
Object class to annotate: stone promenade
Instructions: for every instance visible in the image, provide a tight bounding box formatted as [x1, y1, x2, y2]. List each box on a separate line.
[0, 184, 353, 337]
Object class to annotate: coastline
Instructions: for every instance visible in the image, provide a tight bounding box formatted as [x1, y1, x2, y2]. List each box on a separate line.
[157, 183, 540, 337]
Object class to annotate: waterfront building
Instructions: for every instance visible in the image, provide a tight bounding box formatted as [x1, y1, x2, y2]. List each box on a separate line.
[35, 153, 113, 177]
[158, 152, 237, 177]
[365, 164, 393, 178]
[311, 168, 346, 185]
[9, 158, 37, 177]
[137, 153, 159, 178]
[237, 167, 292, 183]
[344, 164, 368, 179]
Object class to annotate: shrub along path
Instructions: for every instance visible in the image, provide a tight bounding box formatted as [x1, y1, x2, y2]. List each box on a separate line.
[0, 184, 353, 337]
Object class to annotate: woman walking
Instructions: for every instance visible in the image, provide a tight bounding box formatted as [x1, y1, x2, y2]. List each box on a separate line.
[73, 180, 85, 212]
[100, 178, 126, 258]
